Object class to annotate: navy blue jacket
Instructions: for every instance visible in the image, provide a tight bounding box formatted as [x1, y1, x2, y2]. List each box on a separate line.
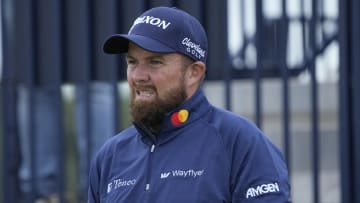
[88, 90, 291, 202]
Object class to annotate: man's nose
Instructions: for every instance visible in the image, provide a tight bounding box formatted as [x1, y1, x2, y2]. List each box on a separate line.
[129, 64, 150, 83]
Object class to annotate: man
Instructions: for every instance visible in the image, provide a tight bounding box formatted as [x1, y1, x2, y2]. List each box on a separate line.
[88, 6, 291, 202]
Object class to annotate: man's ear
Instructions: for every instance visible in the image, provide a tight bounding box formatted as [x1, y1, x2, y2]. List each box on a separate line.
[186, 61, 206, 86]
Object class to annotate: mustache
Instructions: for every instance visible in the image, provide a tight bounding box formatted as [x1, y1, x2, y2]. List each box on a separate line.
[132, 85, 157, 95]
[133, 85, 155, 89]
[132, 82, 155, 90]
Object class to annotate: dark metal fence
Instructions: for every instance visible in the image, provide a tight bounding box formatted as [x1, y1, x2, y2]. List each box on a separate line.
[1, 0, 358, 202]
[339, 0, 360, 202]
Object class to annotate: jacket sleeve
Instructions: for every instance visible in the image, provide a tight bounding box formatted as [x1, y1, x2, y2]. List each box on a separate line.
[88, 154, 101, 203]
[230, 124, 291, 202]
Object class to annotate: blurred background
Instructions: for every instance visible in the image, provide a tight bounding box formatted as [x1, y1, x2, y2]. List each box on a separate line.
[1, 0, 360, 202]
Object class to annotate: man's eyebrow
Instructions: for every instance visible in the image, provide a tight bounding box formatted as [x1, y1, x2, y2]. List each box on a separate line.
[146, 54, 166, 60]
[125, 54, 134, 59]
[126, 53, 167, 60]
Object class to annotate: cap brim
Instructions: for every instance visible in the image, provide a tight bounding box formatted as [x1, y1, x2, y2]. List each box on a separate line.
[103, 34, 175, 54]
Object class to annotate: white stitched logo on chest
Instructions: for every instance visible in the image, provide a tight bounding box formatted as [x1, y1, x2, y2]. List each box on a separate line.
[106, 178, 137, 194]
[160, 169, 205, 179]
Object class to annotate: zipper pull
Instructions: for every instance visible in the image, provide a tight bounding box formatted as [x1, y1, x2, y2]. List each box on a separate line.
[150, 144, 155, 153]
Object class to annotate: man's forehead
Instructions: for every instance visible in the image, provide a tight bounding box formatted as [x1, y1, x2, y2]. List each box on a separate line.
[127, 42, 180, 59]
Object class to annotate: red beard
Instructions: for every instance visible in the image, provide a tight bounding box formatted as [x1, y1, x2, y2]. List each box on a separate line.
[130, 81, 187, 132]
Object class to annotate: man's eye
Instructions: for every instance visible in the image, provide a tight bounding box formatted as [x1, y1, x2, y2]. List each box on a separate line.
[150, 60, 162, 65]
[127, 60, 136, 65]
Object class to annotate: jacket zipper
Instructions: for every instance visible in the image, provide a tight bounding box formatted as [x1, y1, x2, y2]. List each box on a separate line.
[144, 142, 156, 203]
[134, 122, 157, 202]
[146, 143, 156, 191]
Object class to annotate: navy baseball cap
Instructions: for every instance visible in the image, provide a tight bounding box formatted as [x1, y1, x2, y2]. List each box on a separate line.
[103, 7, 208, 63]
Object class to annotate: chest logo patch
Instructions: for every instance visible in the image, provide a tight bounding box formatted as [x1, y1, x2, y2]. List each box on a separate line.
[160, 169, 204, 179]
[107, 178, 137, 194]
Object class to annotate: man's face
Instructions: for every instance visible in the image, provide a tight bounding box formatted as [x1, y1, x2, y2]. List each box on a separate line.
[126, 43, 189, 129]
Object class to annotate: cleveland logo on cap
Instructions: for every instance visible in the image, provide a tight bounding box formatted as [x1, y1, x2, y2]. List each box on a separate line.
[182, 37, 206, 60]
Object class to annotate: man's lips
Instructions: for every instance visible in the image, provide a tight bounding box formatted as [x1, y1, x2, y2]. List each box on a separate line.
[134, 85, 156, 100]
[136, 89, 154, 97]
